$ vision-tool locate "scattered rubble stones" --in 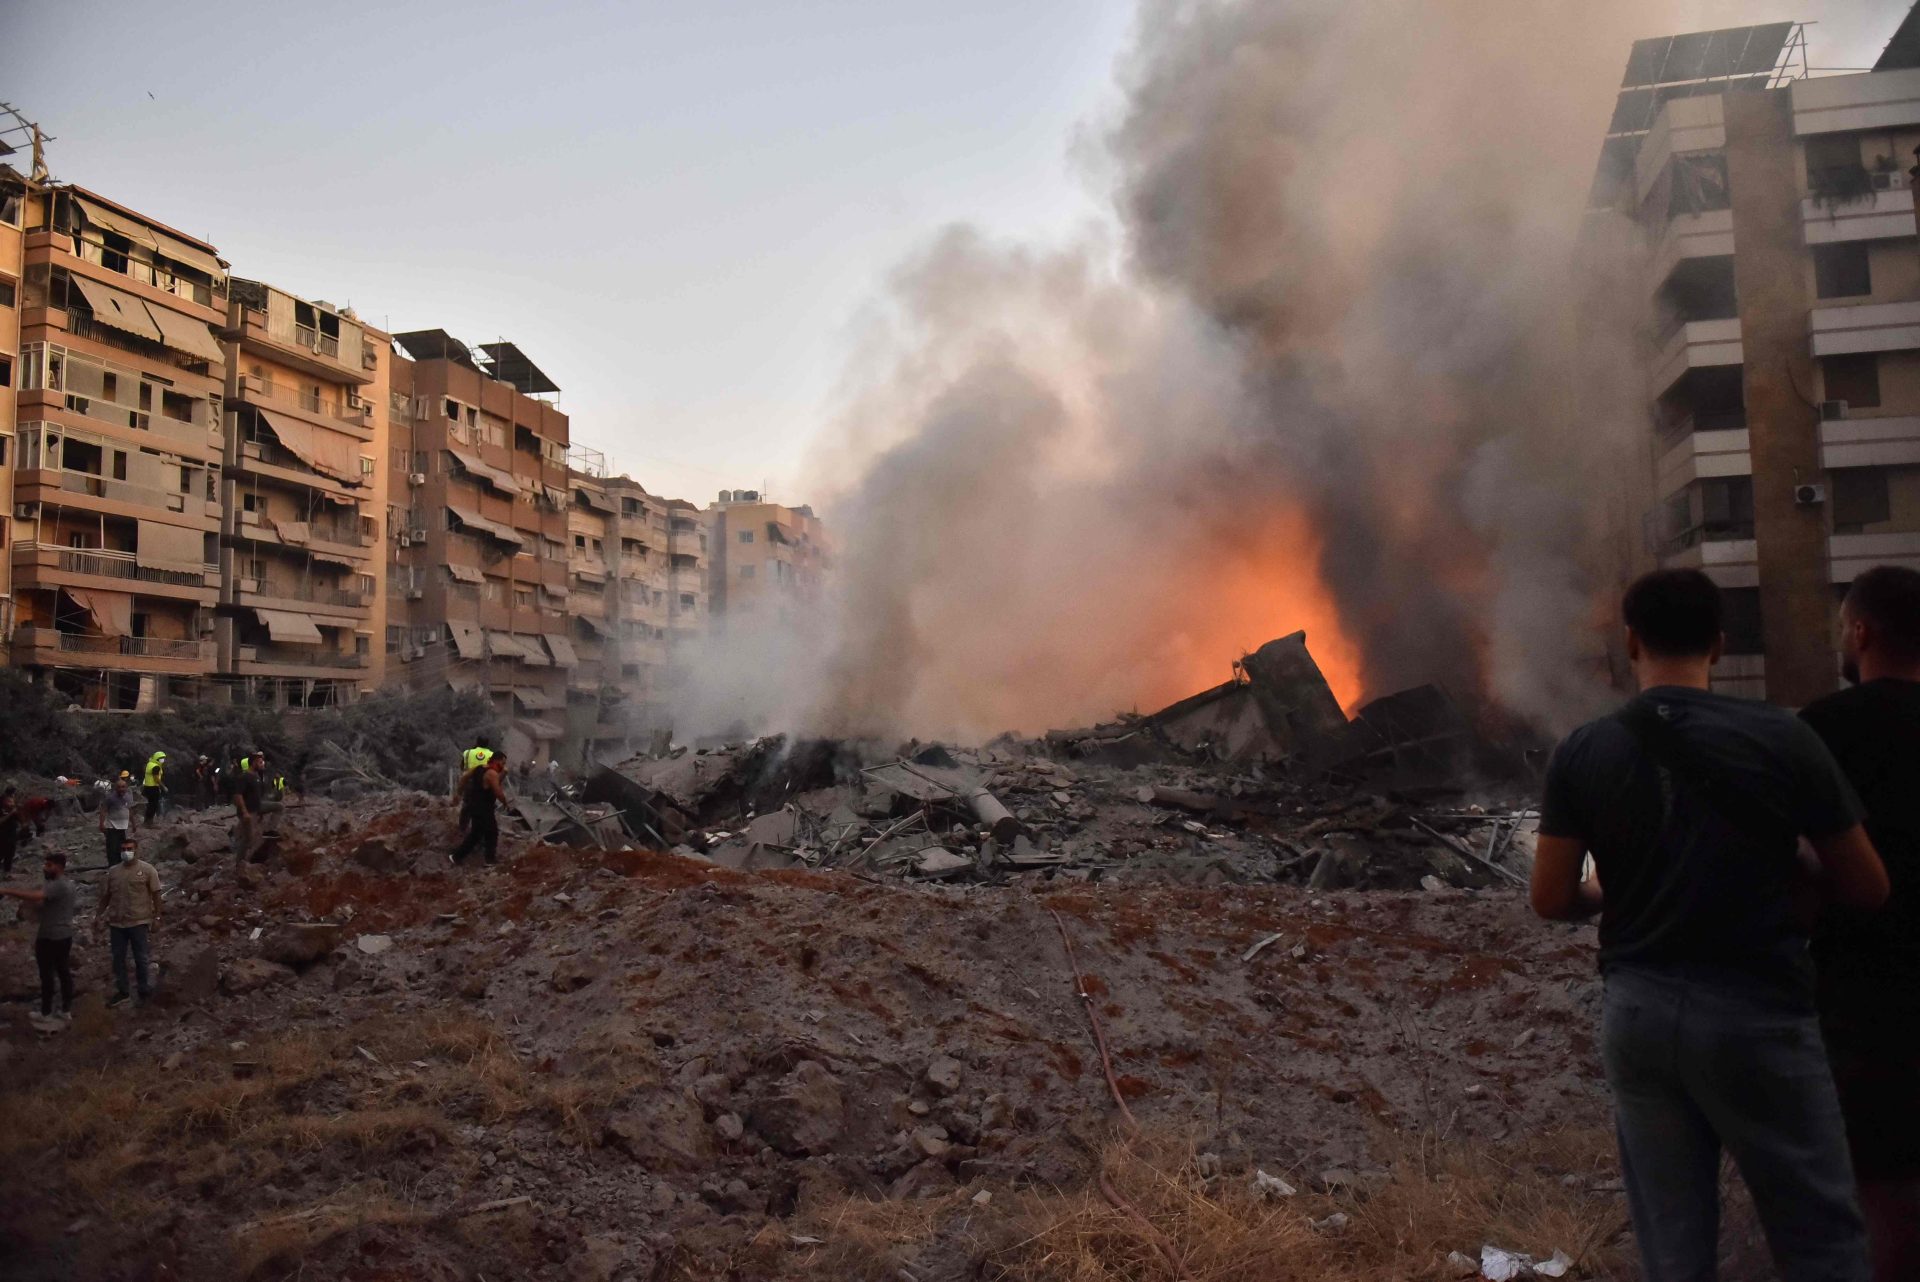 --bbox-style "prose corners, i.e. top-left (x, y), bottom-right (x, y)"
top-left (221, 957), bottom-right (295, 996)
